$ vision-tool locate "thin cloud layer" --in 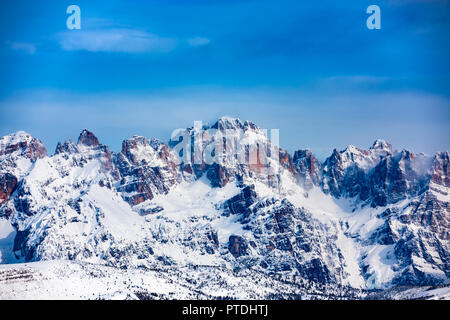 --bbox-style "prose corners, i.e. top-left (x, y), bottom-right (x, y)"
top-left (187, 37), bottom-right (211, 47)
top-left (6, 41), bottom-right (36, 54)
top-left (1, 88), bottom-right (448, 159)
top-left (58, 29), bottom-right (178, 53)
